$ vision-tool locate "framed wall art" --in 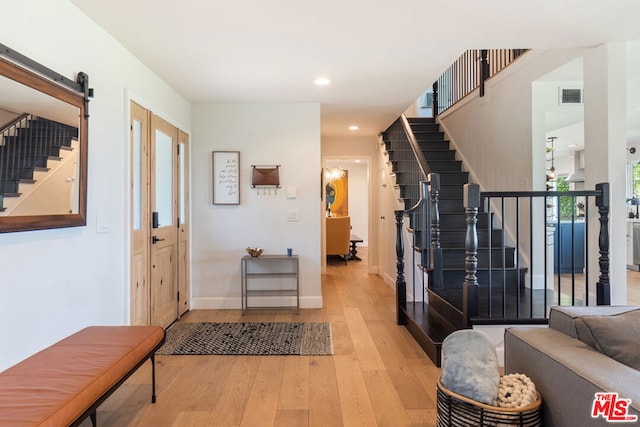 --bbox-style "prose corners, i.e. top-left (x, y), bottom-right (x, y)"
top-left (212, 151), bottom-right (240, 205)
